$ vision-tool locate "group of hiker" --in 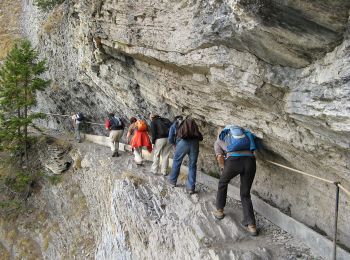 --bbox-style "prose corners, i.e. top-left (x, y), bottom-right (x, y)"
top-left (71, 112), bottom-right (259, 236)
